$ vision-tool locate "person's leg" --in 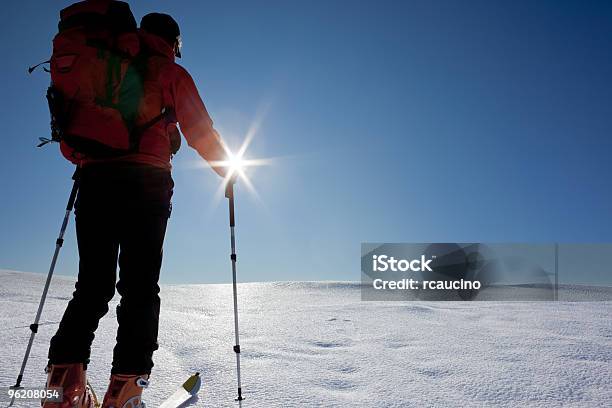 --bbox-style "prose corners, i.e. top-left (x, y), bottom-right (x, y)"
top-left (112, 167), bottom-right (173, 374)
top-left (48, 169), bottom-right (119, 367)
